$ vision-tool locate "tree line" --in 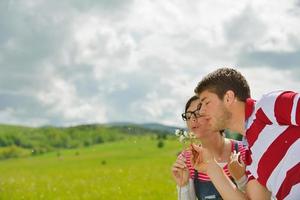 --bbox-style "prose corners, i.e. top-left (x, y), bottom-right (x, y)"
top-left (0, 124), bottom-right (169, 160)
